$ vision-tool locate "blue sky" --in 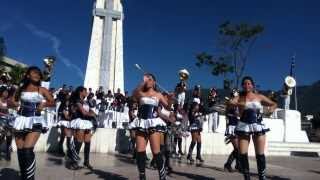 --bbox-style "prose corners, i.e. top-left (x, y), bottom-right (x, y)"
top-left (0, 0), bottom-right (319, 92)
